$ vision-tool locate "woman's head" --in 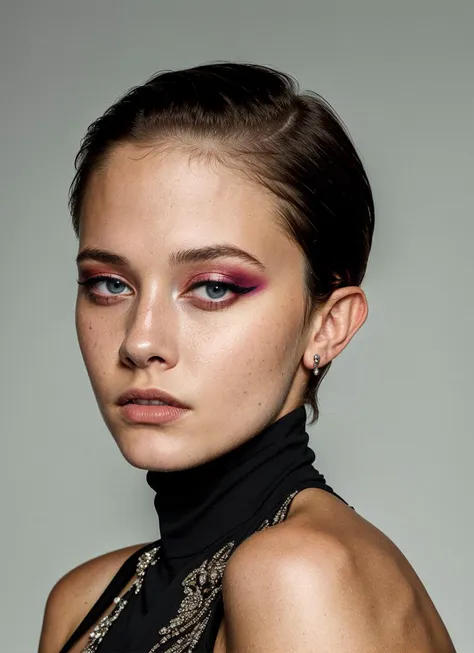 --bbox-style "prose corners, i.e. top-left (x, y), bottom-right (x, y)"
top-left (72, 62), bottom-right (373, 471)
